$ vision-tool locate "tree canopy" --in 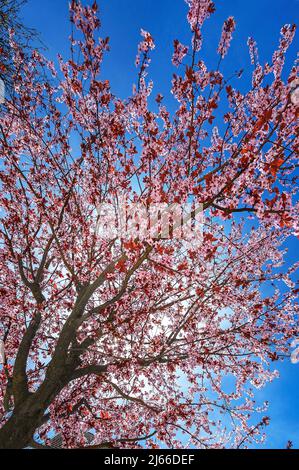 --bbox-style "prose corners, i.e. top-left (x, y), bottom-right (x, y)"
top-left (0, 0), bottom-right (298, 449)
